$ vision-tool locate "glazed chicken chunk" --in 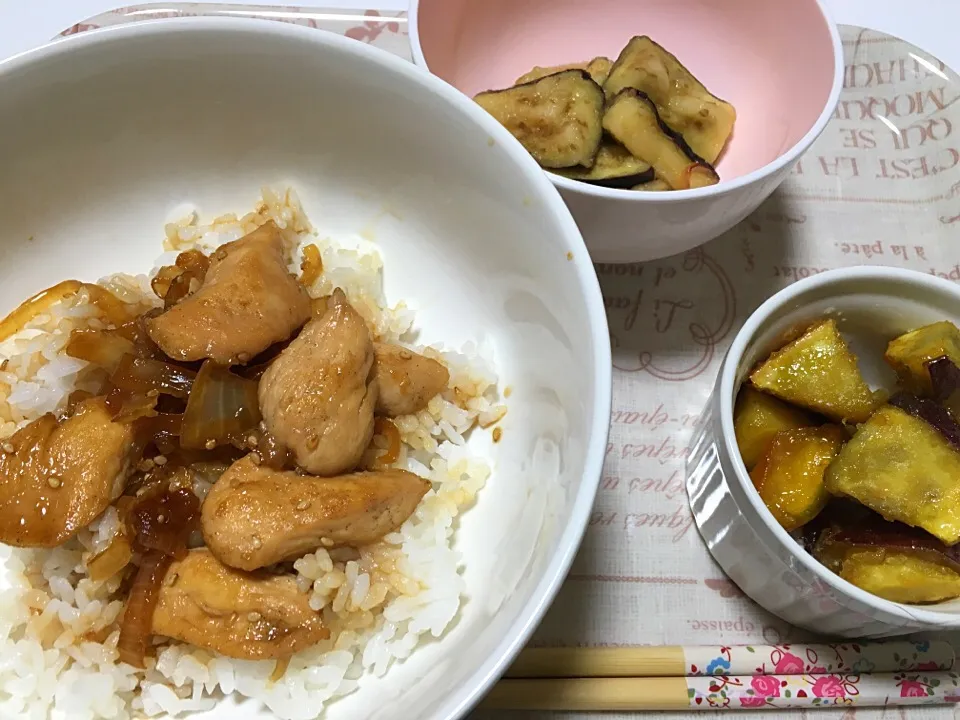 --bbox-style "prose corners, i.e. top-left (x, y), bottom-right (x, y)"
top-left (146, 222), bottom-right (311, 364)
top-left (202, 455), bottom-right (431, 571)
top-left (373, 342), bottom-right (449, 417)
top-left (258, 289), bottom-right (377, 476)
top-left (0, 398), bottom-right (136, 548)
top-left (152, 548), bottom-right (328, 660)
